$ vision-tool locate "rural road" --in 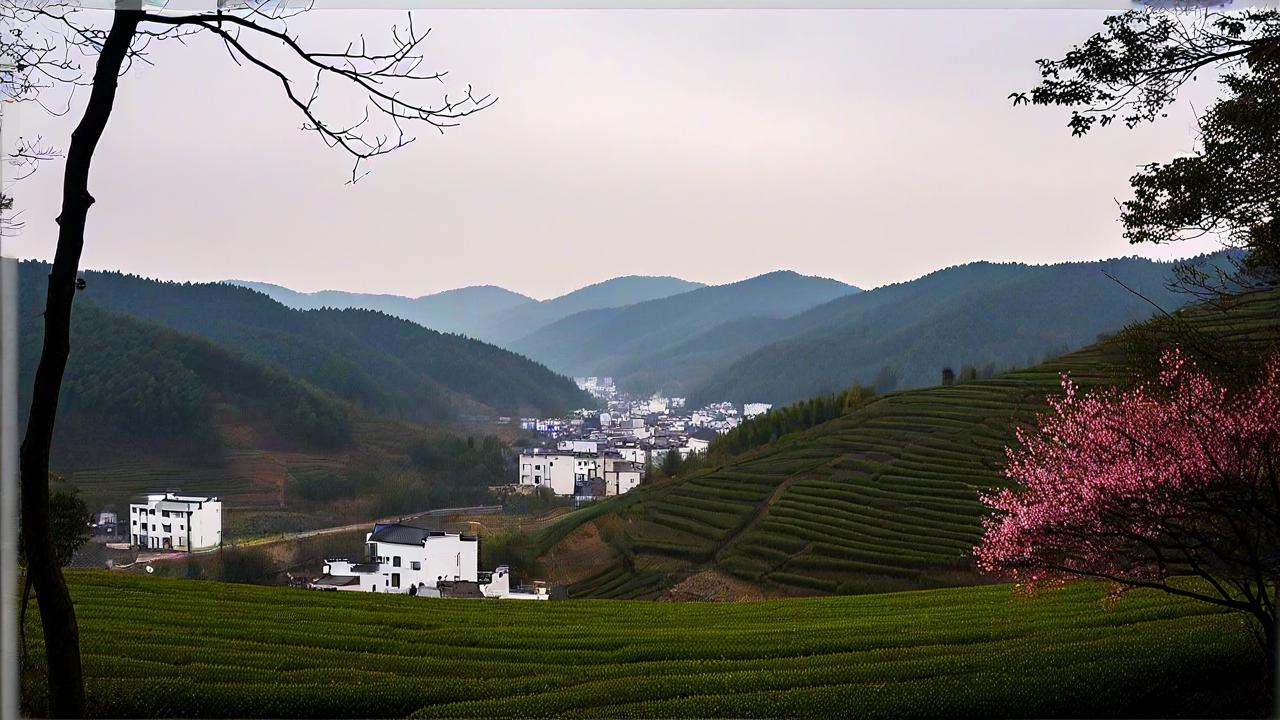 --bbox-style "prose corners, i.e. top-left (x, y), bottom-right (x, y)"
top-left (138, 505), bottom-right (504, 563)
